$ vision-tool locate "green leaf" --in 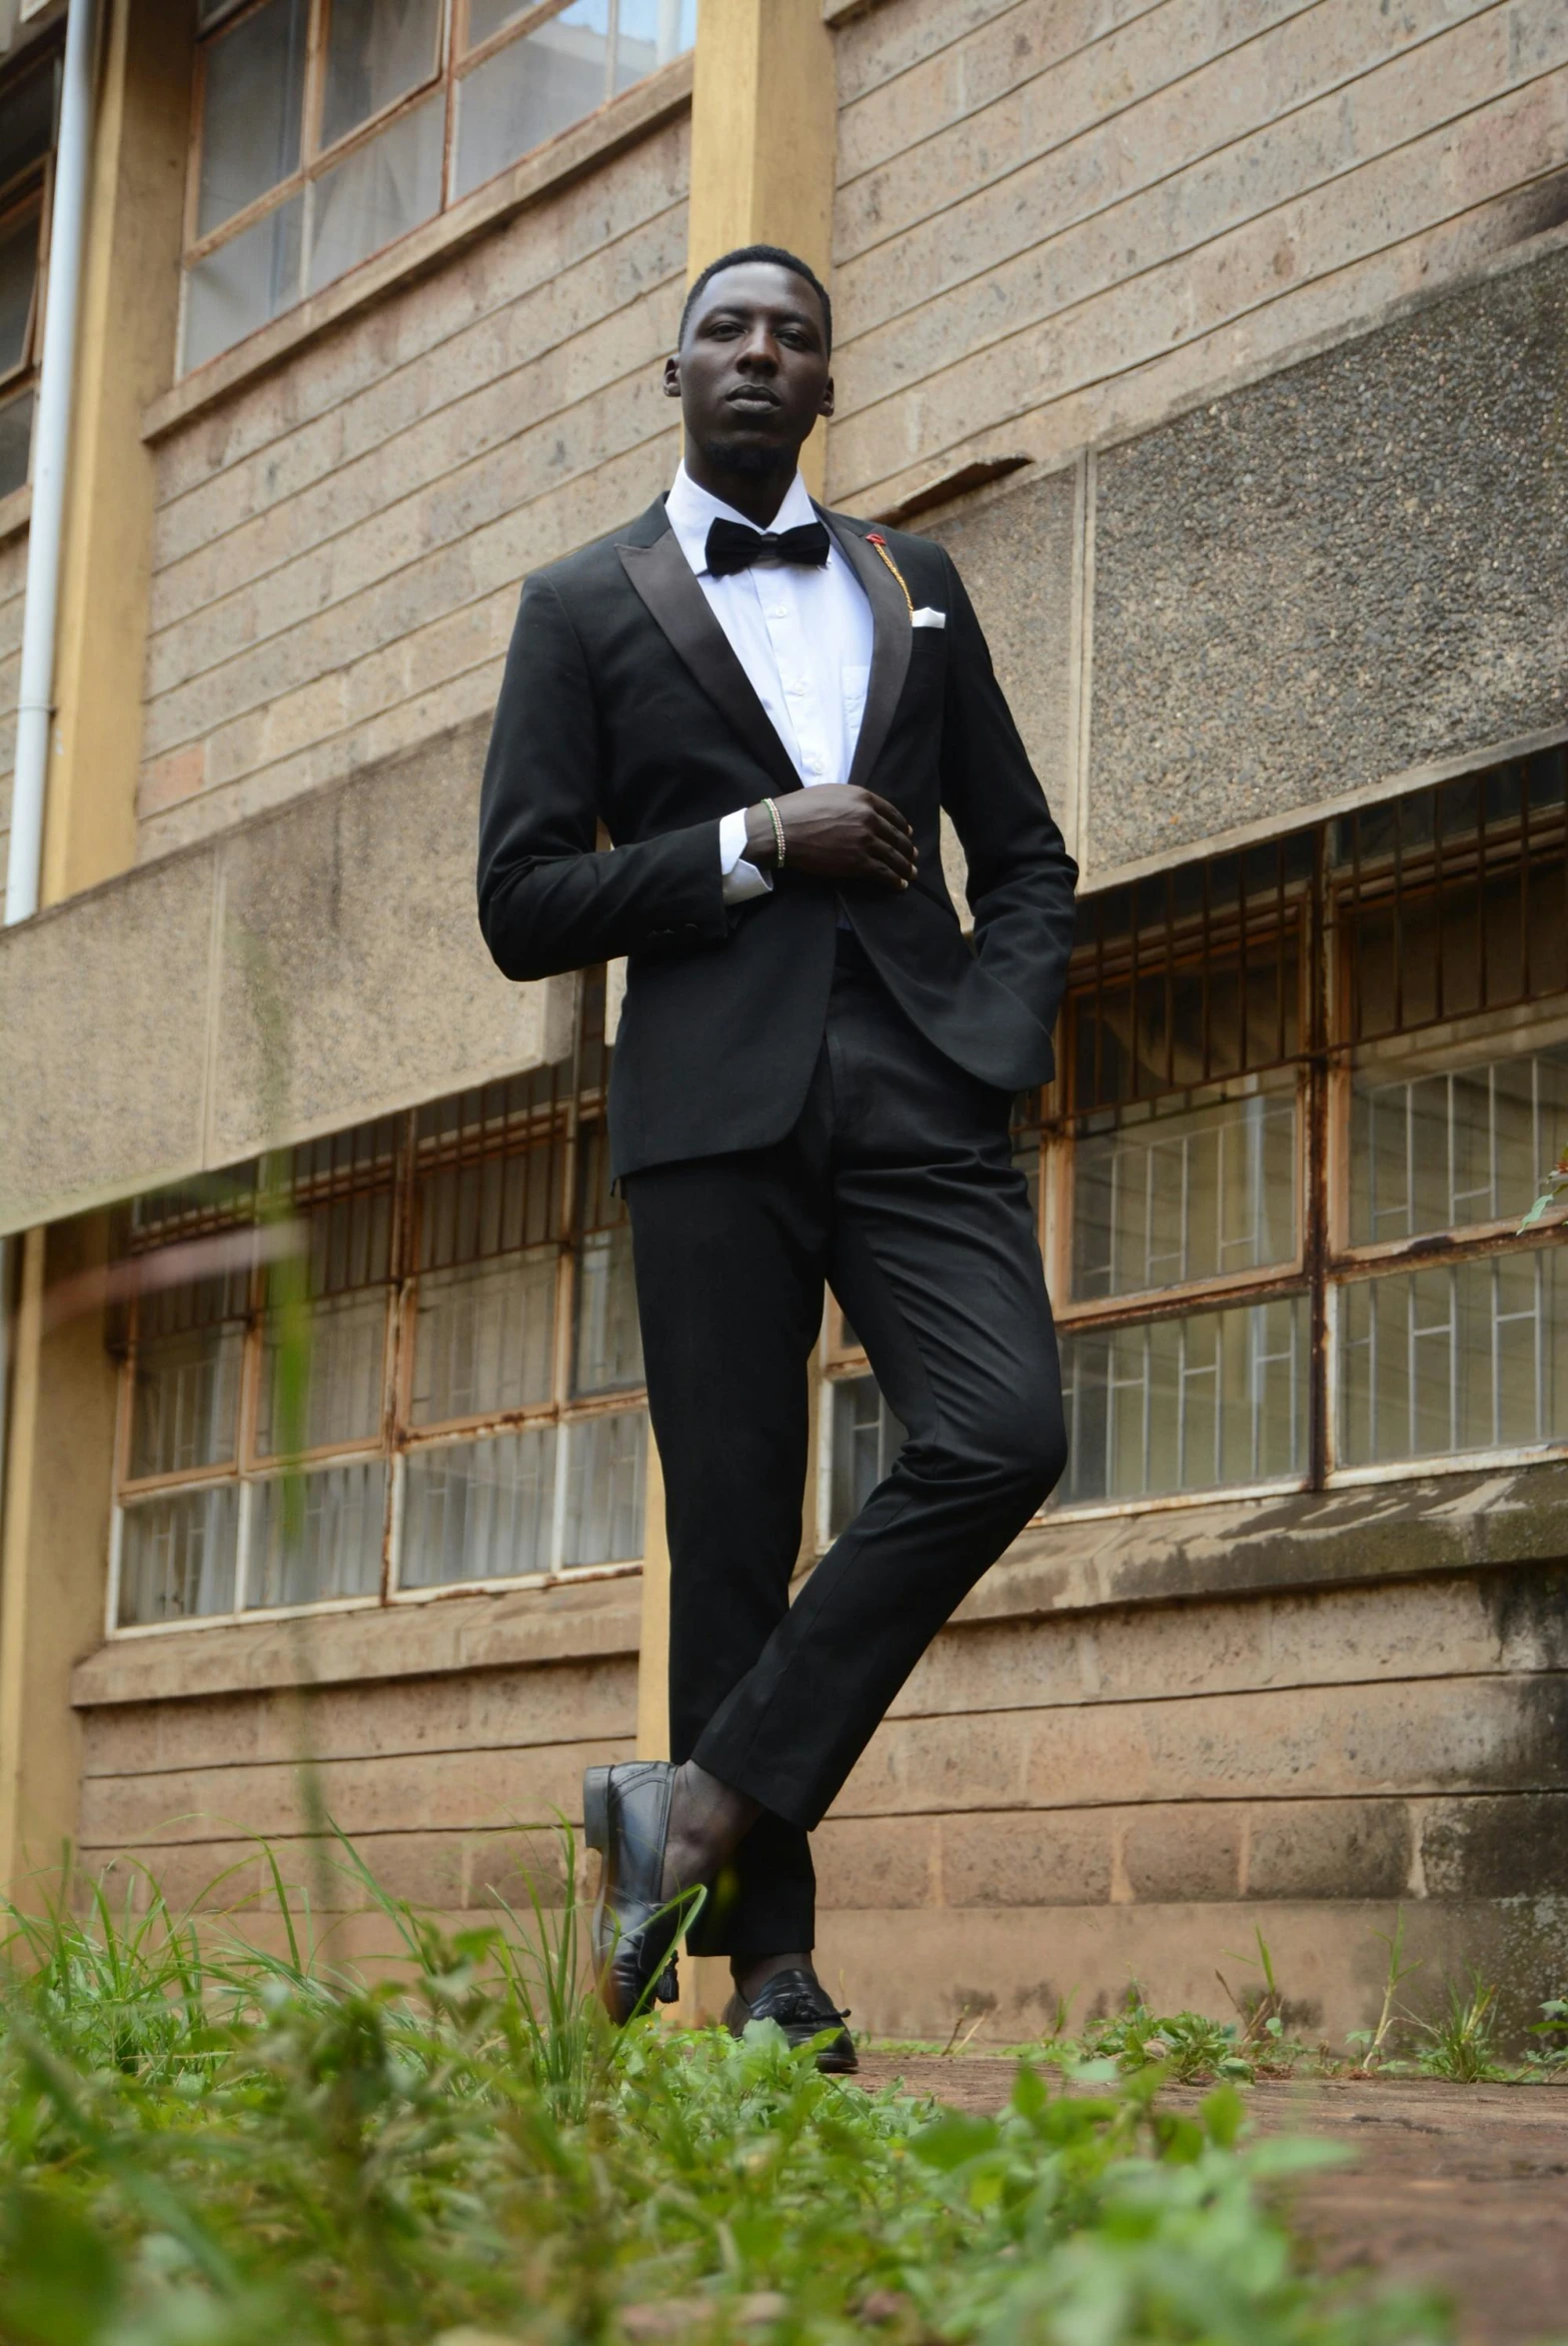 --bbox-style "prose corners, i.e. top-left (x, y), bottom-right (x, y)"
top-left (908, 2111), bottom-right (999, 2170)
